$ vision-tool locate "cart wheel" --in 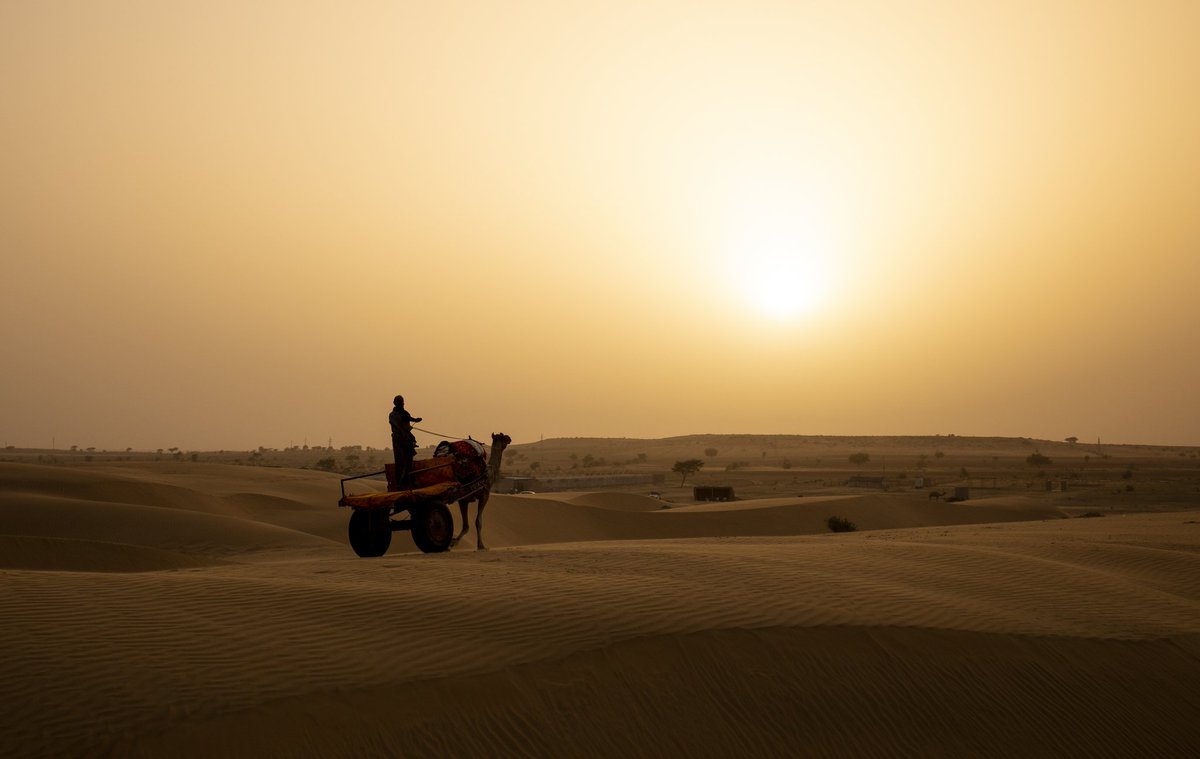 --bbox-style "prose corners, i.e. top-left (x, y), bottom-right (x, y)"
top-left (411, 503), bottom-right (454, 553)
top-left (348, 508), bottom-right (392, 557)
